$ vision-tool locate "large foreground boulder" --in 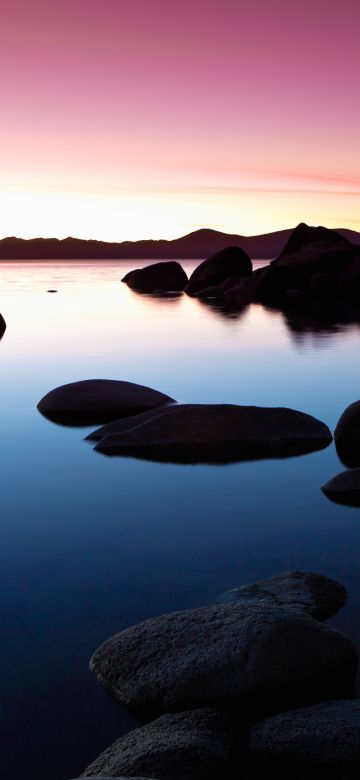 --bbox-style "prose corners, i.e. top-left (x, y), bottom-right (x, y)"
top-left (37, 379), bottom-right (175, 425)
top-left (90, 601), bottom-right (357, 719)
top-left (122, 262), bottom-right (188, 292)
top-left (80, 709), bottom-right (235, 779)
top-left (321, 468), bottom-right (360, 506)
top-left (217, 571), bottom-right (347, 620)
top-left (248, 699), bottom-right (360, 774)
top-left (94, 404), bottom-right (332, 463)
top-left (86, 404), bottom-right (180, 441)
top-left (185, 247), bottom-right (252, 295)
top-left (334, 400), bottom-right (360, 466)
